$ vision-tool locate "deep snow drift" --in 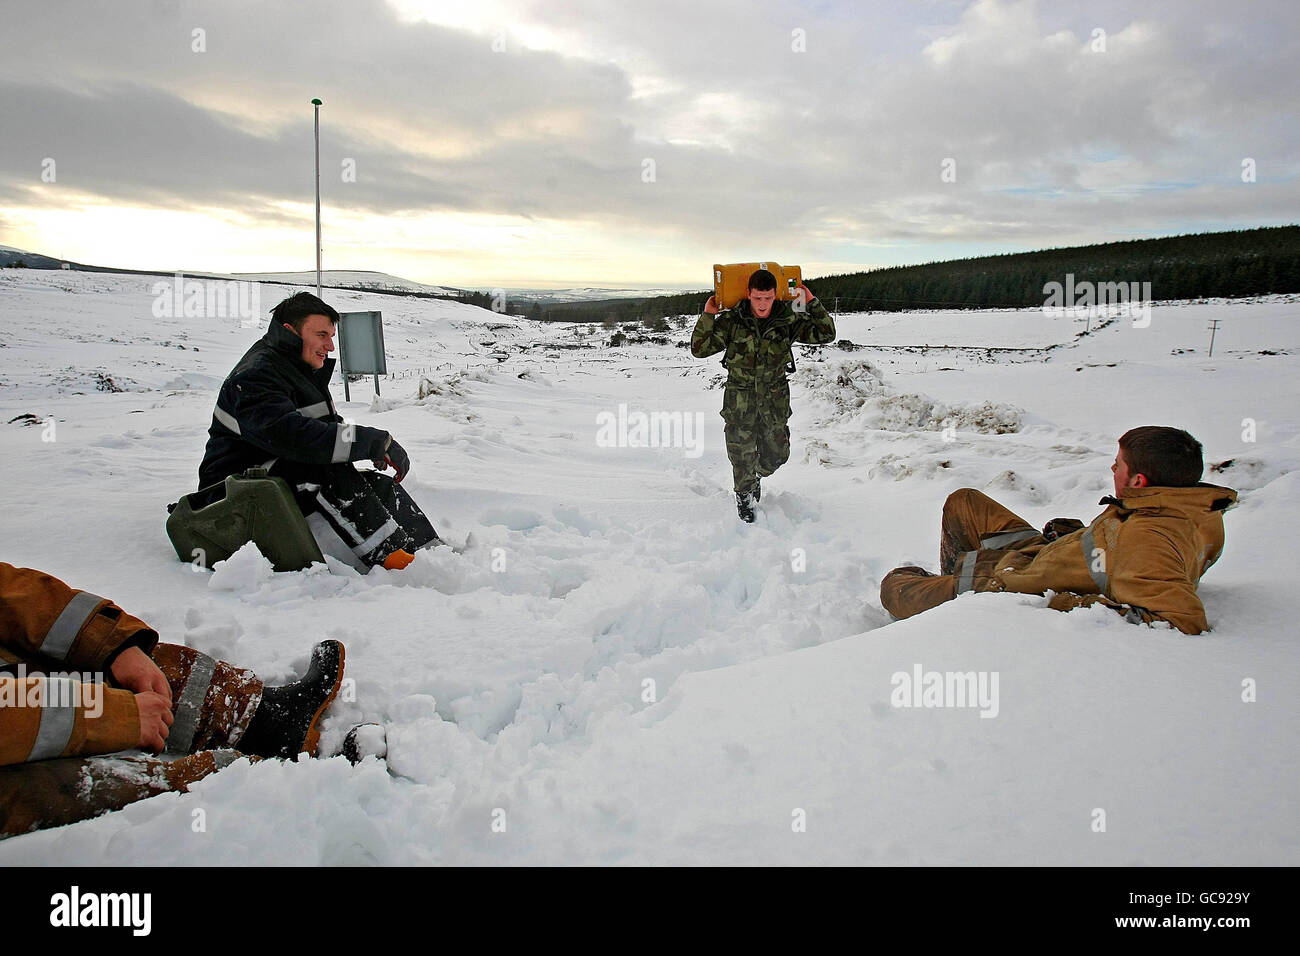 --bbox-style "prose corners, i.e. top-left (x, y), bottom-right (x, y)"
top-left (0, 269), bottom-right (1296, 864)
